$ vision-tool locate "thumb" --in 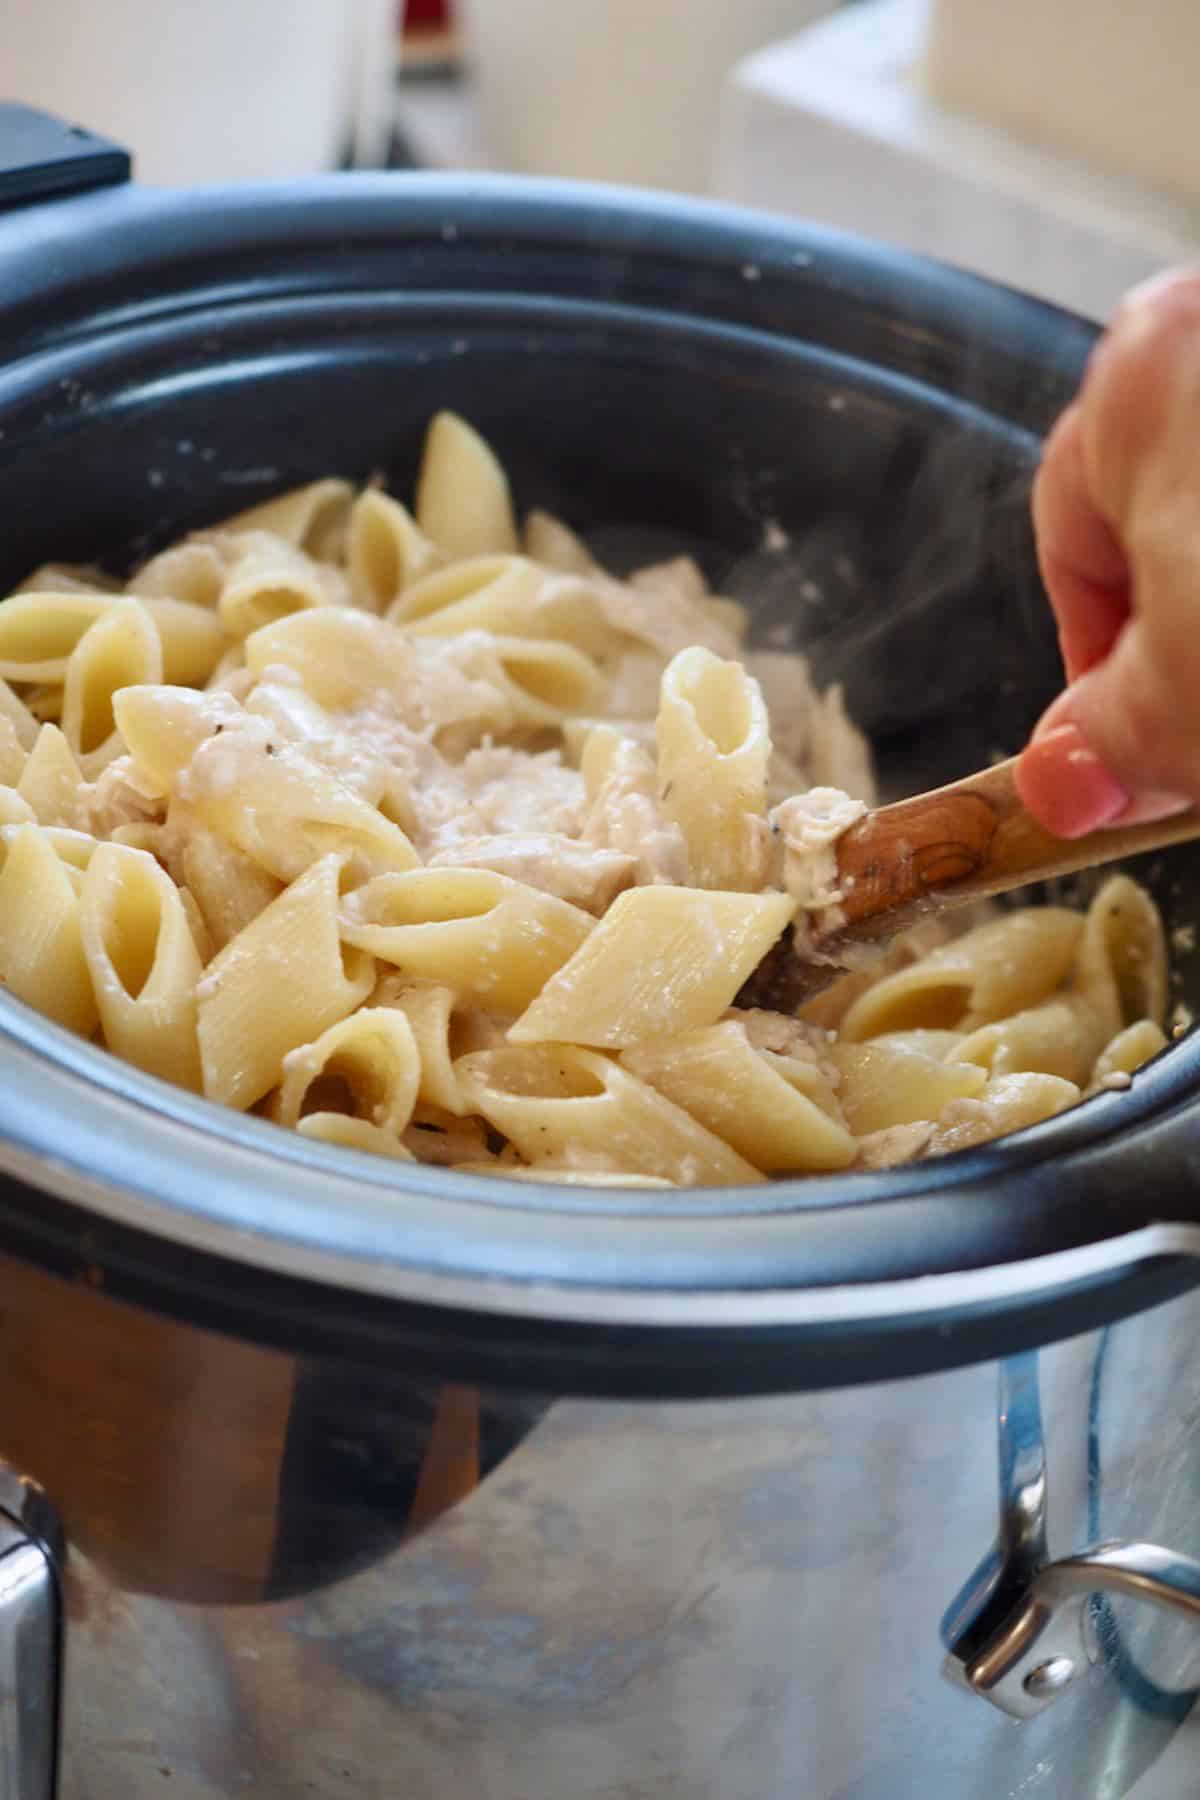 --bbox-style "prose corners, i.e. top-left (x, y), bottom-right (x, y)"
top-left (1016, 621), bottom-right (1195, 838)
